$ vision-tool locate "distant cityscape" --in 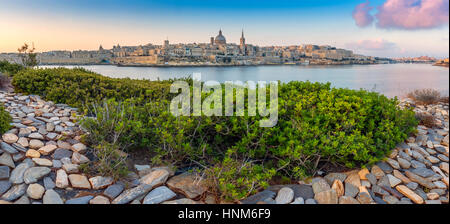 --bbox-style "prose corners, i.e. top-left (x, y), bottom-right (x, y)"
top-left (0, 29), bottom-right (445, 67)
